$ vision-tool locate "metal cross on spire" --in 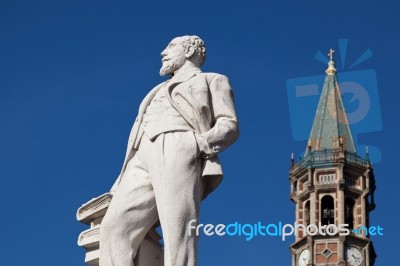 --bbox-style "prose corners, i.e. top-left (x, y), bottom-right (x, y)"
top-left (328, 48), bottom-right (335, 60)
